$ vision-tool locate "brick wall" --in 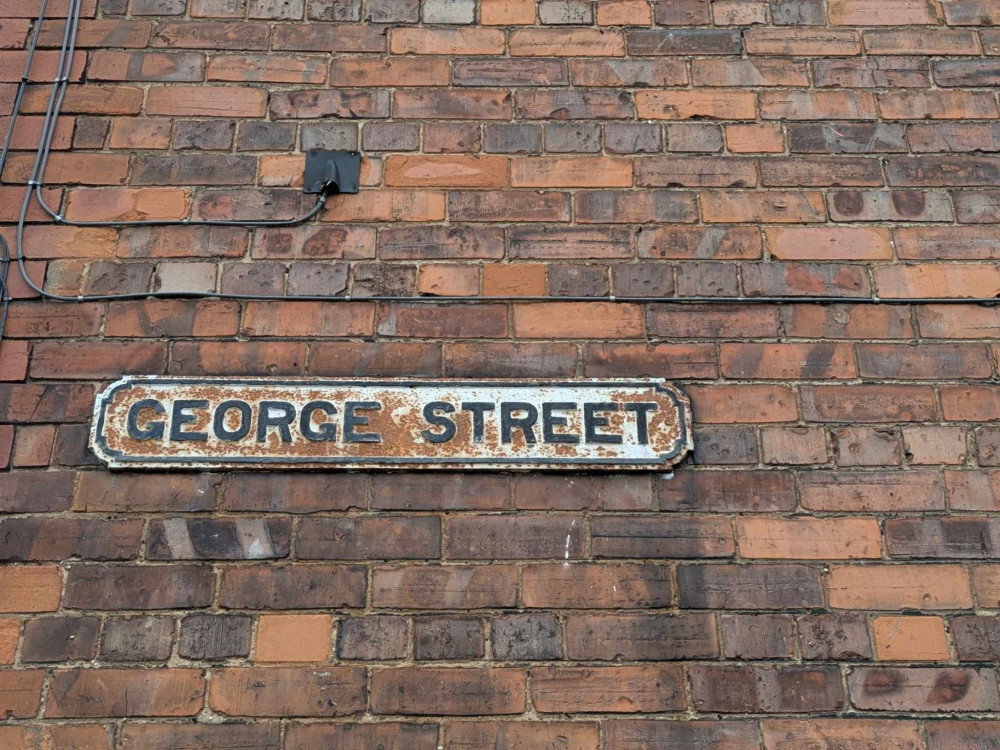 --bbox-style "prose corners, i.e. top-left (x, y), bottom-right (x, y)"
top-left (2, 0), bottom-right (1000, 747)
